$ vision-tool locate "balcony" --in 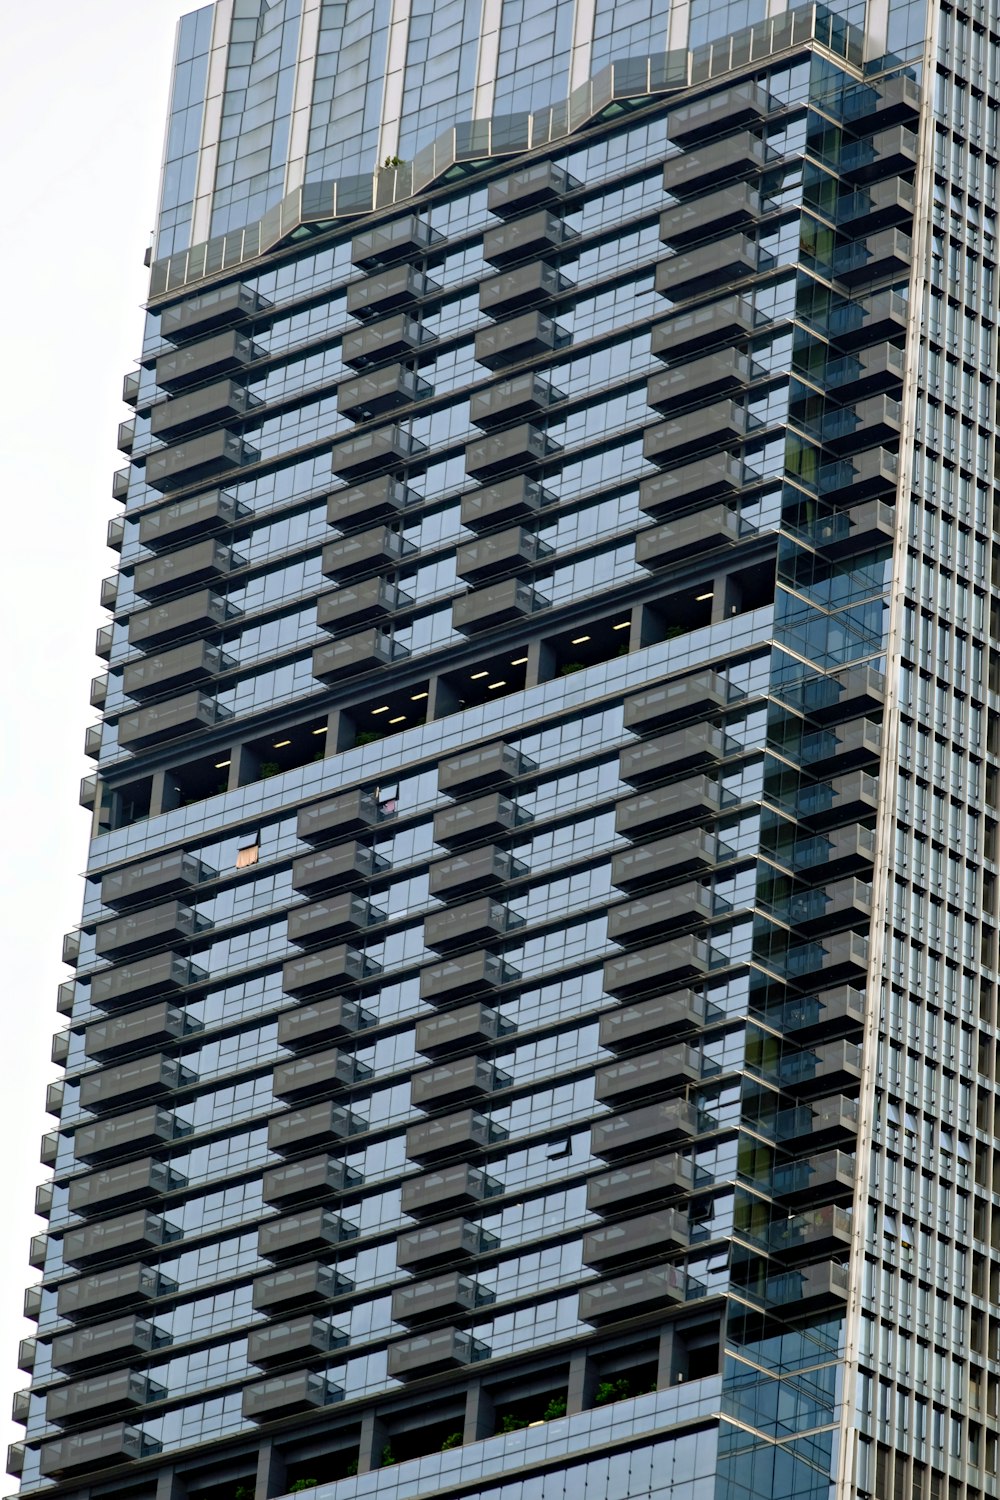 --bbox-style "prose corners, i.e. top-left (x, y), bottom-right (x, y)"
top-left (90, 952), bottom-right (204, 1010)
top-left (624, 670), bottom-right (740, 733)
top-left (784, 930), bottom-right (870, 988)
top-left (465, 423), bottom-right (559, 480)
top-left (297, 788), bottom-right (394, 845)
top-left (433, 791), bottom-right (532, 850)
top-left (397, 1217), bottom-right (498, 1270)
top-left (483, 208), bottom-right (577, 266)
top-left (805, 499), bottom-right (894, 558)
top-left (764, 1261), bottom-right (850, 1319)
top-left (127, 588), bottom-right (235, 650)
top-left (583, 1207), bottom-right (689, 1268)
top-left (772, 1149), bottom-right (857, 1208)
top-left (586, 1154), bottom-right (695, 1216)
top-left (424, 896), bottom-right (523, 953)
top-left (598, 990), bottom-right (706, 1051)
top-left (618, 724), bottom-right (731, 791)
top-left (257, 1207), bottom-right (358, 1262)
top-left (836, 176), bottom-right (914, 232)
top-left (272, 1046), bottom-right (372, 1104)
top-left (392, 1271), bottom-right (494, 1327)
top-left (439, 739), bottom-right (534, 795)
top-left (479, 261), bottom-right (569, 317)
top-left (388, 1327), bottom-right (491, 1381)
top-left (470, 373), bottom-right (563, 430)
top-left (337, 366), bottom-right (432, 421)
top-left (331, 424), bottom-right (427, 479)
top-left (312, 628), bottom-right (410, 681)
top-left (405, 1107), bottom-right (507, 1164)
top-left (429, 845), bottom-right (527, 901)
top-left (842, 126), bottom-right (918, 184)
top-left (667, 82), bottom-right (770, 145)
top-left (138, 488), bottom-right (247, 551)
top-left (317, 577), bottom-right (413, 631)
top-left (824, 342), bottom-right (905, 399)
top-left (411, 1055), bottom-right (511, 1112)
top-left (150, 377), bottom-right (261, 439)
top-left (780, 984), bottom-right (866, 1042)
top-left (291, 841), bottom-right (390, 896)
top-left (801, 665), bottom-right (885, 725)
top-left (638, 454), bottom-right (749, 520)
top-left (821, 394), bottom-right (901, 455)
top-left (94, 900), bottom-right (209, 960)
top-left (262, 1153), bottom-right (361, 1207)
top-left (46, 1369), bottom-right (162, 1428)
top-left (287, 892), bottom-right (384, 949)
top-left (282, 943), bottom-right (380, 997)
top-left (51, 1315), bottom-right (164, 1375)
top-left (248, 1314), bottom-right (347, 1370)
top-left (655, 235), bottom-right (758, 301)
top-left (67, 1158), bottom-right (179, 1217)
top-left (267, 1100), bottom-right (368, 1156)
top-left (647, 349), bottom-right (755, 416)
top-left (817, 448), bottom-right (899, 508)
top-left (644, 400), bottom-right (749, 464)
top-left (461, 475), bottom-right (555, 531)
top-left (475, 310), bottom-right (571, 371)
top-left (777, 1094), bottom-right (858, 1150)
top-left (779, 1039), bottom-right (863, 1097)
top-left (40, 1423), bottom-right (159, 1479)
top-left (607, 883), bottom-right (718, 944)
top-left (844, 73), bottom-right (920, 130)
top-left (62, 1209), bottom-right (176, 1269)
top-left (659, 182), bottom-right (763, 248)
top-left (55, 1263), bottom-right (165, 1321)
top-left (342, 312), bottom-right (436, 371)
top-left (79, 1052), bottom-right (193, 1113)
top-left (401, 1162), bottom-right (500, 1219)
top-left (144, 429), bottom-right (259, 494)
top-left (419, 949), bottom-right (517, 1006)
top-left (782, 877), bottom-right (872, 937)
top-left (346, 265), bottom-right (440, 320)
top-left (595, 1045), bottom-right (701, 1105)
top-left (323, 525), bottom-right (415, 581)
top-left (798, 717), bottom-right (882, 775)
top-left (100, 850), bottom-right (208, 910)
top-left (652, 294), bottom-right (758, 361)
top-left (415, 1002), bottom-right (514, 1060)
top-left (769, 1204), bottom-right (853, 1262)
top-left (243, 1370), bottom-right (341, 1422)
top-left (327, 475), bottom-right (420, 527)
top-left (154, 329), bottom-right (257, 392)
top-left (351, 215), bottom-right (442, 269)
top-left (453, 578), bottom-right (549, 635)
top-left (829, 290), bottom-right (908, 350)
top-left (833, 227), bottom-right (912, 286)
top-left (615, 774), bottom-right (722, 838)
top-left (578, 1263), bottom-right (689, 1326)
top-left (84, 1001), bottom-right (196, 1061)
top-left (252, 1262), bottom-right (352, 1314)
top-left (637, 505), bottom-right (744, 569)
top-left (159, 281), bottom-right (267, 343)
top-left (590, 1098), bottom-right (700, 1160)
top-left (663, 131), bottom-right (768, 197)
top-left (487, 161), bottom-right (577, 217)
top-left (117, 690), bottom-right (227, 750)
top-left (603, 934), bottom-right (711, 996)
top-left (275, 996), bottom-right (370, 1056)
